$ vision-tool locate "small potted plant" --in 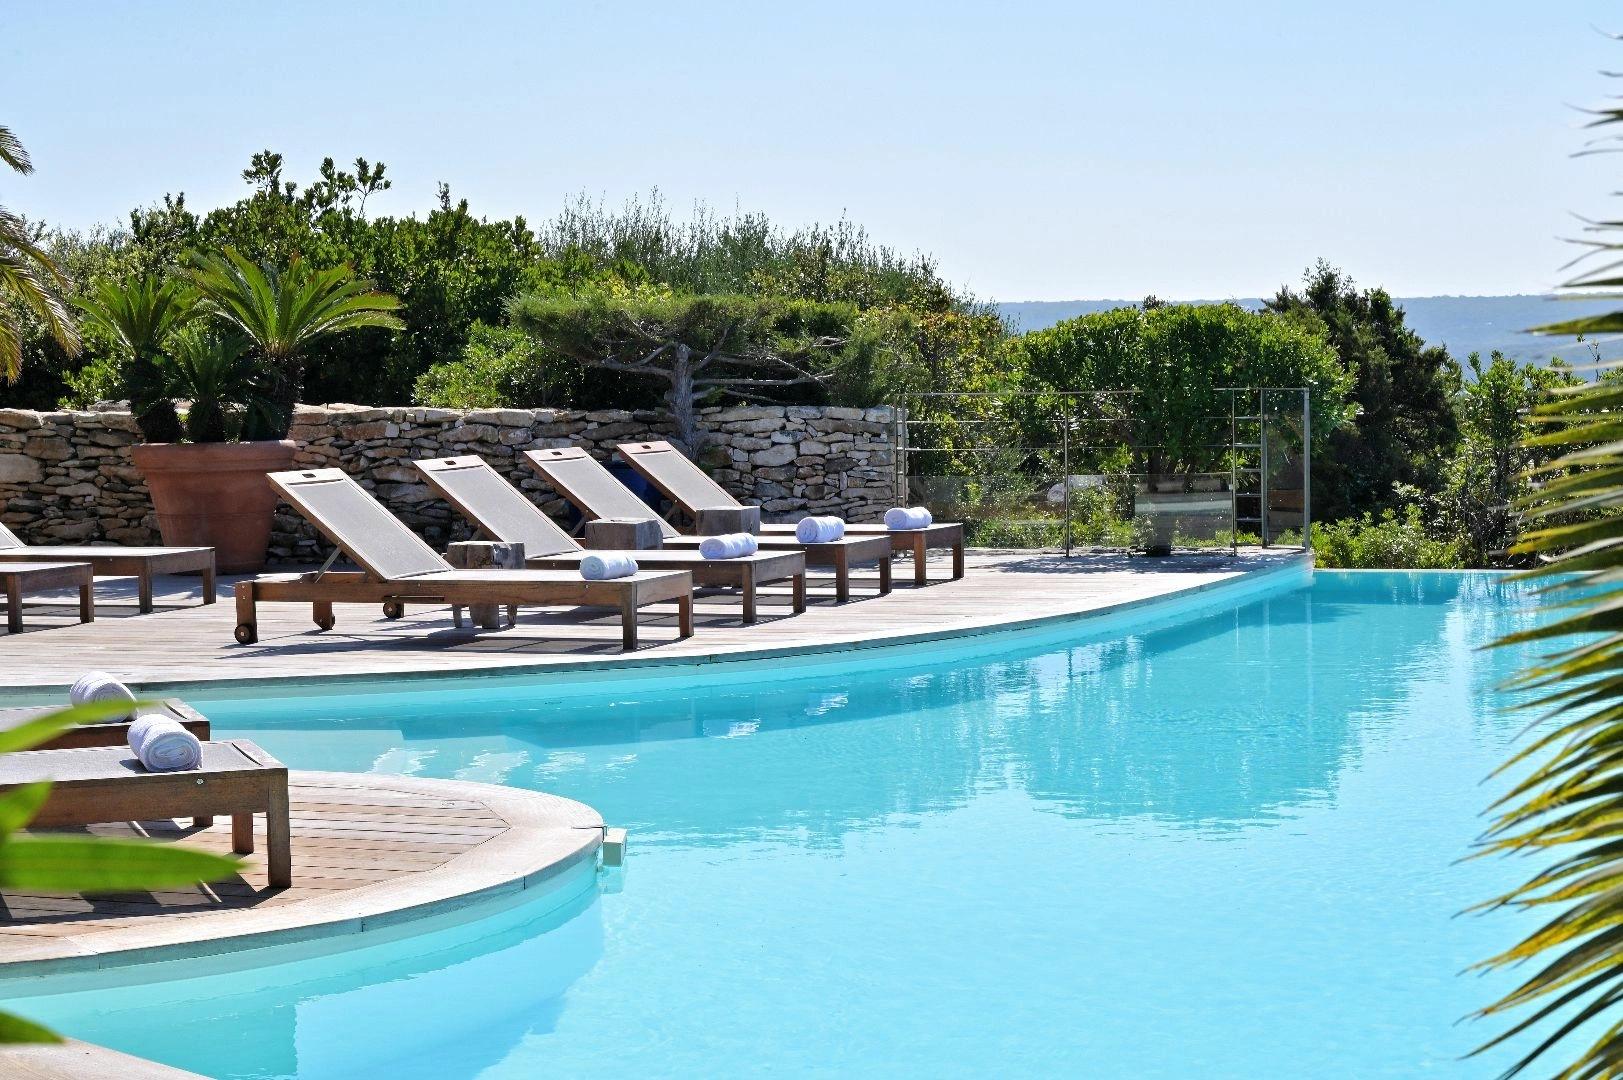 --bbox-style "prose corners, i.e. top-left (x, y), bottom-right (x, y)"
top-left (78, 252), bottom-right (402, 572)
